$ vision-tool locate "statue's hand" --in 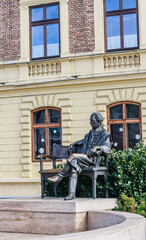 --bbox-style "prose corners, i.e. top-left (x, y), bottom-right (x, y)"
top-left (91, 146), bottom-right (101, 154)
top-left (69, 143), bottom-right (73, 149)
